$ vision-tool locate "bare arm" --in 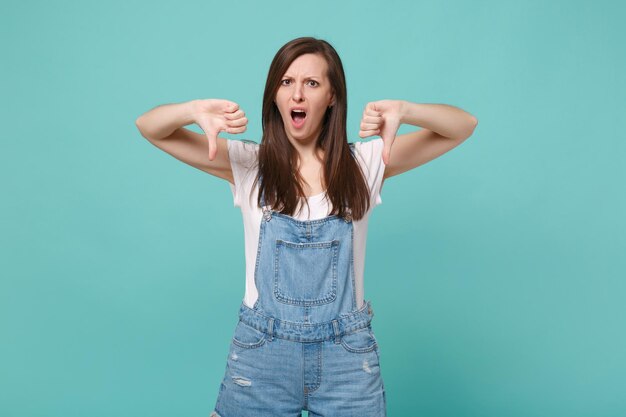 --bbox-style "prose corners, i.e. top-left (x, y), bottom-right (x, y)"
top-left (359, 100), bottom-right (477, 179)
top-left (135, 99), bottom-right (247, 183)
top-left (135, 100), bottom-right (198, 140)
top-left (384, 101), bottom-right (477, 179)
